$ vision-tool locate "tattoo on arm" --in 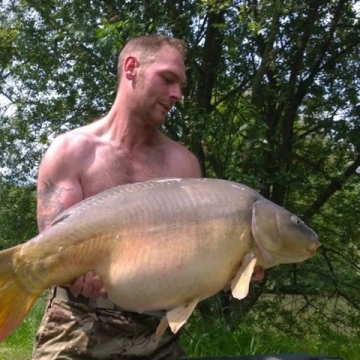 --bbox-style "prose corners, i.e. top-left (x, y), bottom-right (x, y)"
top-left (37, 180), bottom-right (74, 231)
